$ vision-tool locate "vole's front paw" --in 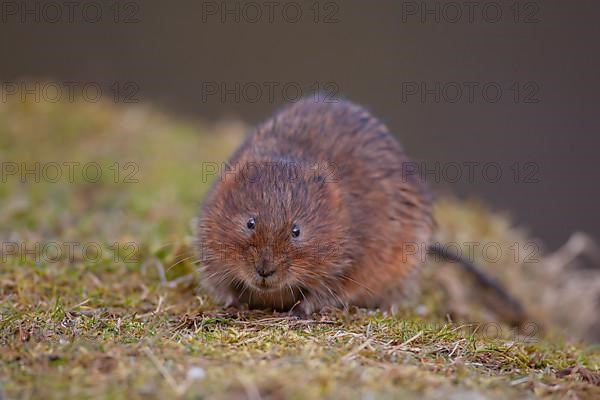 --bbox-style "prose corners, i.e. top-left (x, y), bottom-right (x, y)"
top-left (223, 295), bottom-right (242, 310)
top-left (288, 300), bottom-right (315, 319)
top-left (288, 308), bottom-right (308, 319)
